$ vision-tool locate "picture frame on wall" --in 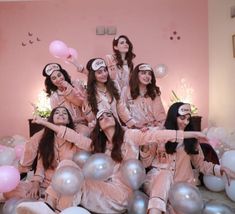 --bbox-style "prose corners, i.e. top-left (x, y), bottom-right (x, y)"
top-left (233, 34), bottom-right (235, 58)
